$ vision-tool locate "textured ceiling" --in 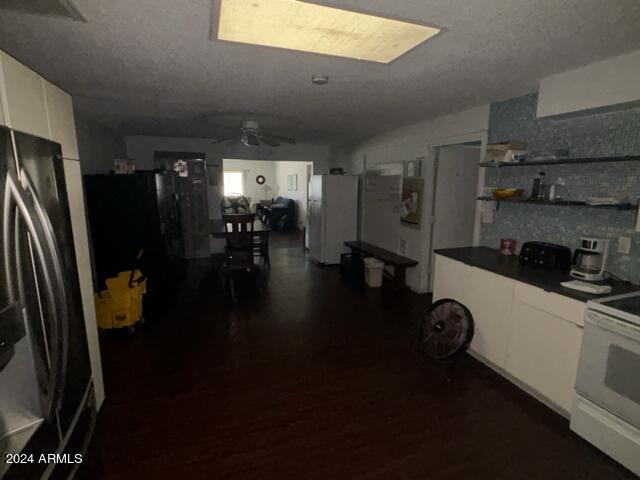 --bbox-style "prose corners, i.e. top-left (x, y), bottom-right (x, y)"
top-left (1, 0), bottom-right (640, 145)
